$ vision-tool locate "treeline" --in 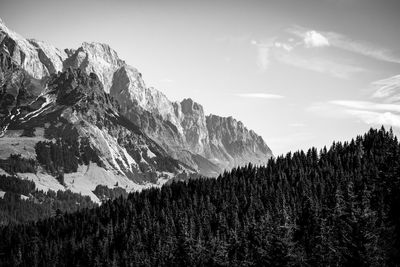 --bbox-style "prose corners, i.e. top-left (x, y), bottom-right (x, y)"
top-left (35, 132), bottom-right (103, 176)
top-left (35, 139), bottom-right (79, 174)
top-left (0, 128), bottom-right (400, 266)
top-left (0, 154), bottom-right (37, 174)
top-left (0, 175), bottom-right (97, 225)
